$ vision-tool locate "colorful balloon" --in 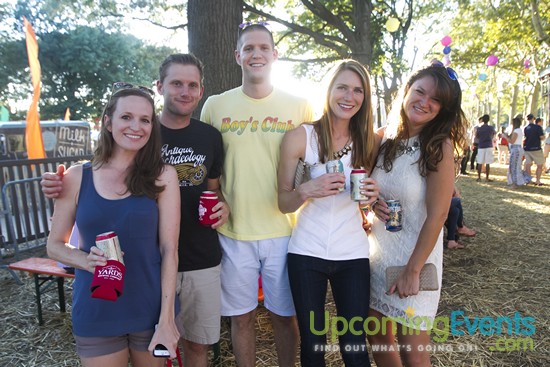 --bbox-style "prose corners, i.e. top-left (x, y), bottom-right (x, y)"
top-left (486, 55), bottom-right (499, 66)
top-left (478, 73), bottom-right (488, 81)
top-left (441, 35), bottom-right (452, 47)
top-left (385, 17), bottom-right (400, 32)
top-left (443, 46), bottom-right (451, 55)
top-left (443, 55), bottom-right (451, 66)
